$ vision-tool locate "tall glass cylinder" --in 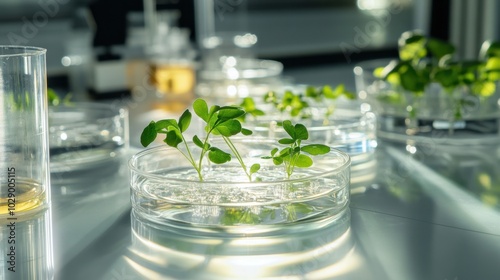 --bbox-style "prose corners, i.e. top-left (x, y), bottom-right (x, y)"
top-left (0, 46), bottom-right (50, 219)
top-left (1, 209), bottom-right (54, 279)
